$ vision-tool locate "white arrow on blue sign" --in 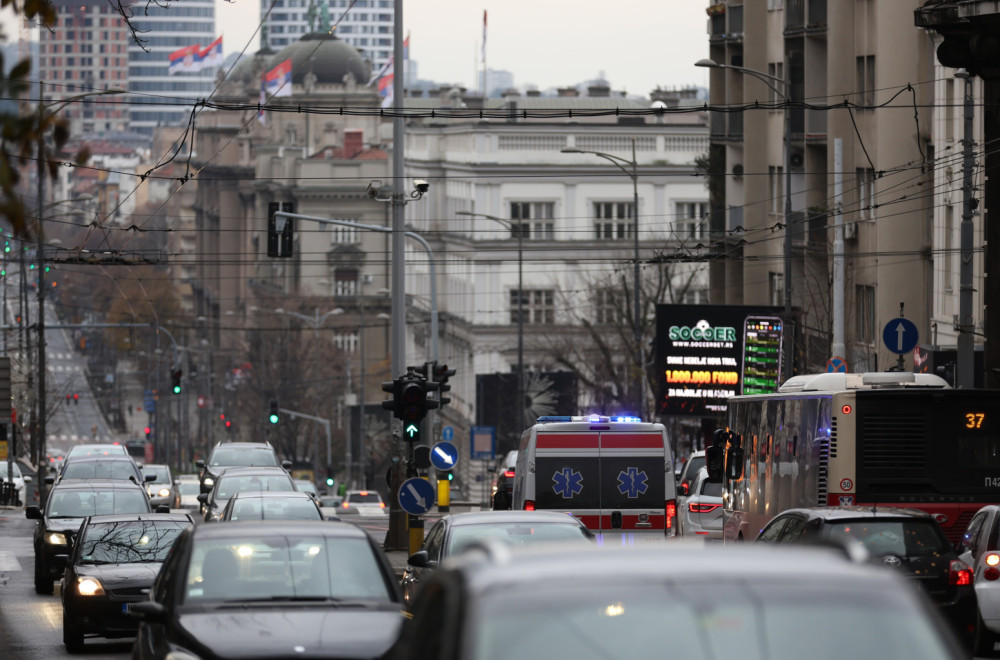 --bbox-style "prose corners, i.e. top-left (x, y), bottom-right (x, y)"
top-left (431, 441), bottom-right (459, 471)
top-left (882, 317), bottom-right (919, 355)
top-left (398, 477), bottom-right (436, 516)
